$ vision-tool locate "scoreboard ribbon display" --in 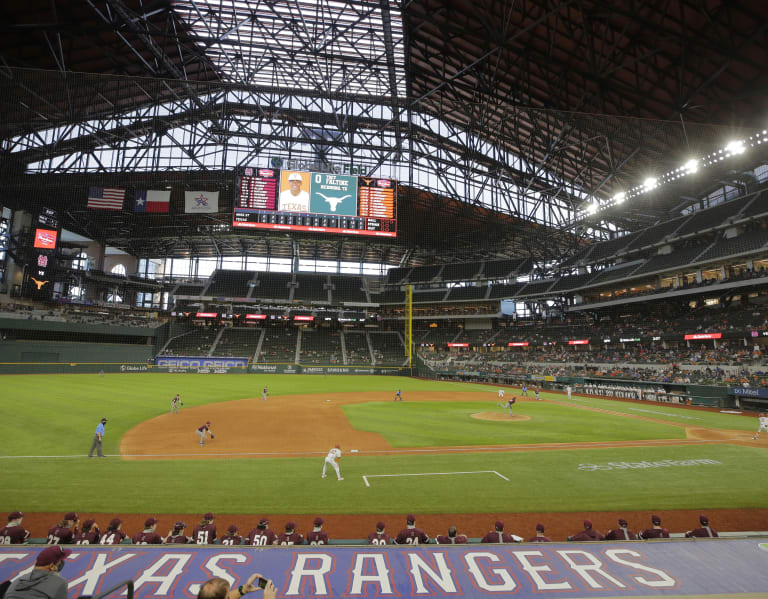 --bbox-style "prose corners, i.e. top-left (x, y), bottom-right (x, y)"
top-left (234, 167), bottom-right (397, 237)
